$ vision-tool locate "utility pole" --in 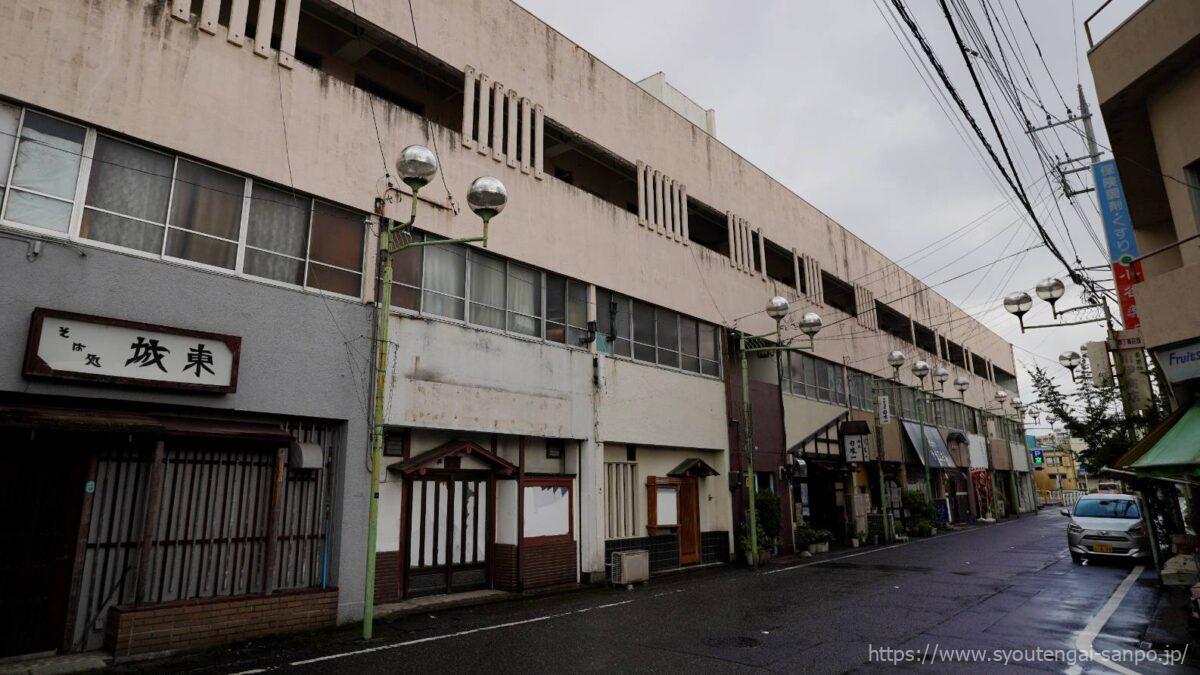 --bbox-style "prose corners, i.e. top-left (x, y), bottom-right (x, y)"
top-left (360, 146), bottom-right (505, 641)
